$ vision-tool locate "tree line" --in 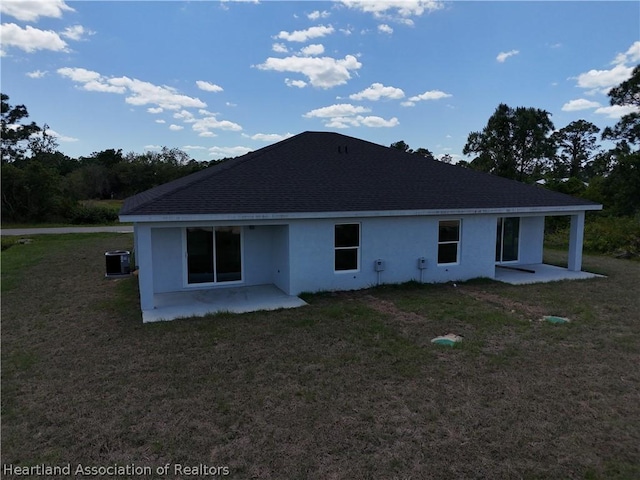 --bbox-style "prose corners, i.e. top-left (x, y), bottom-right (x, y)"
top-left (2, 66), bottom-right (638, 223)
top-left (1, 93), bottom-right (224, 222)
top-left (391, 65), bottom-right (639, 217)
